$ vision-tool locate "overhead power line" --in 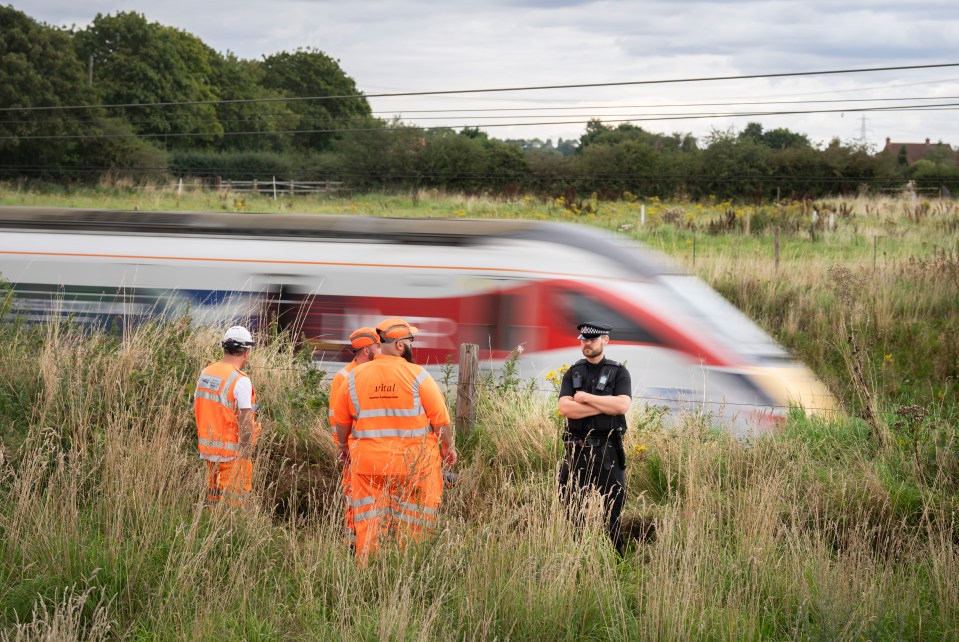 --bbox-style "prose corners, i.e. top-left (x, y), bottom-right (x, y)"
top-left (5, 100), bottom-right (958, 141)
top-left (2, 62), bottom-right (957, 113)
top-left (5, 94), bottom-right (959, 127)
top-left (380, 95), bottom-right (959, 114)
